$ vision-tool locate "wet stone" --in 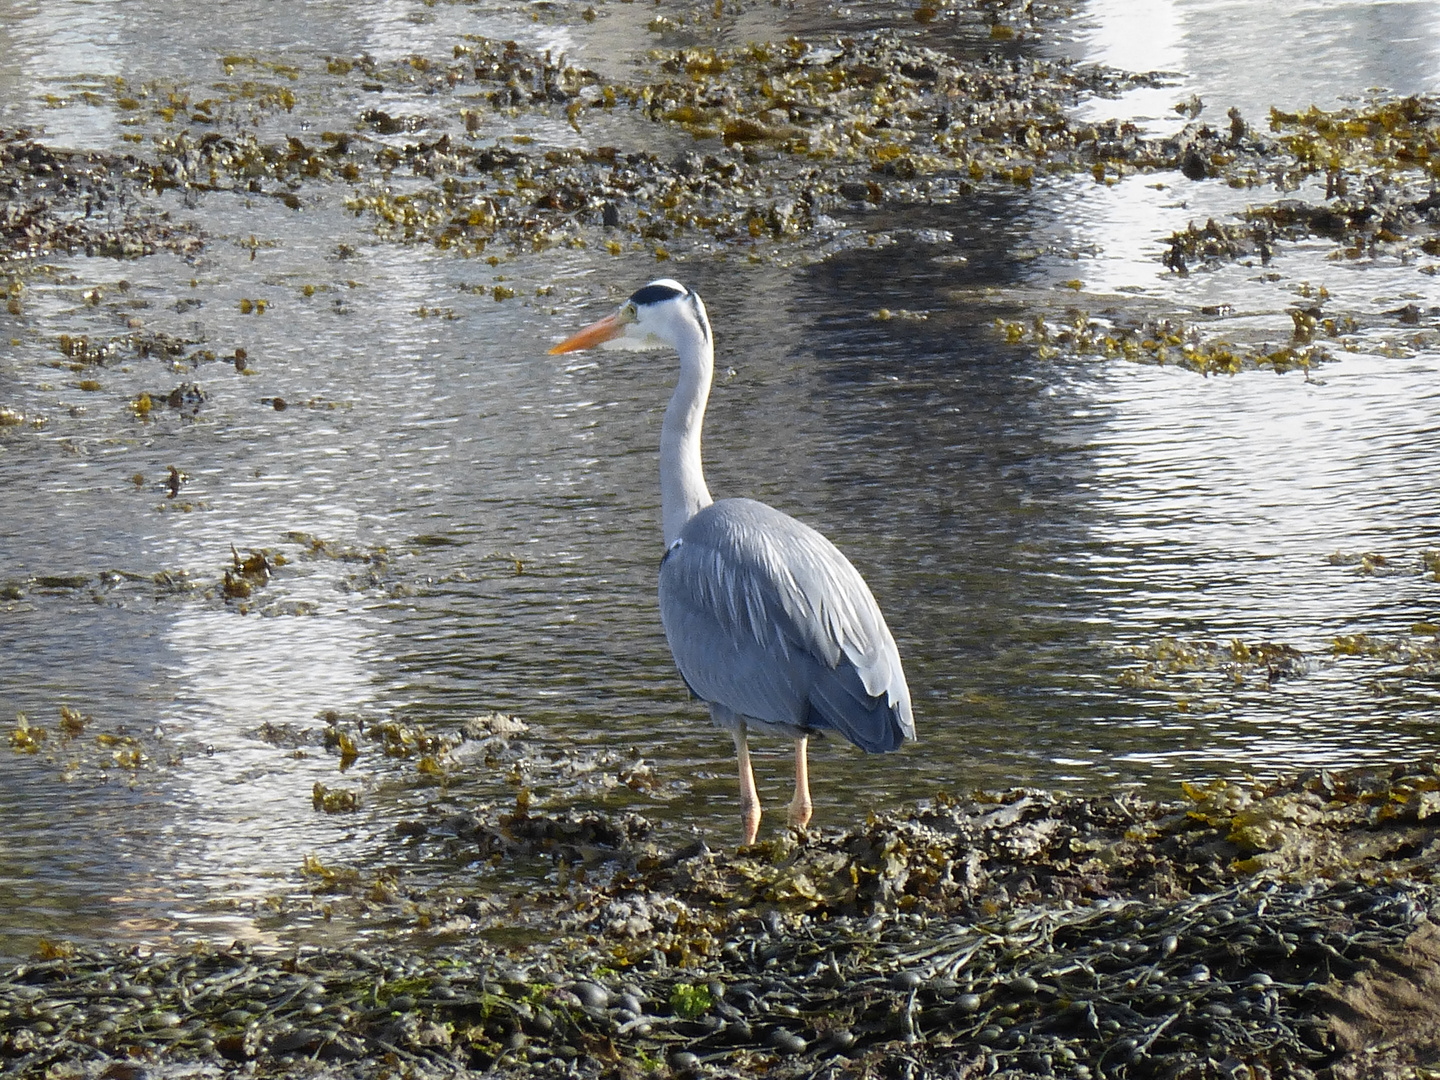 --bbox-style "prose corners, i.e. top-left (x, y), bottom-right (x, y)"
top-left (570, 981), bottom-right (611, 1009)
top-left (270, 1028), bottom-right (323, 1053)
top-left (768, 1028), bottom-right (807, 1054)
top-left (891, 969), bottom-right (923, 991)
top-left (725, 1019), bottom-right (753, 1042)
